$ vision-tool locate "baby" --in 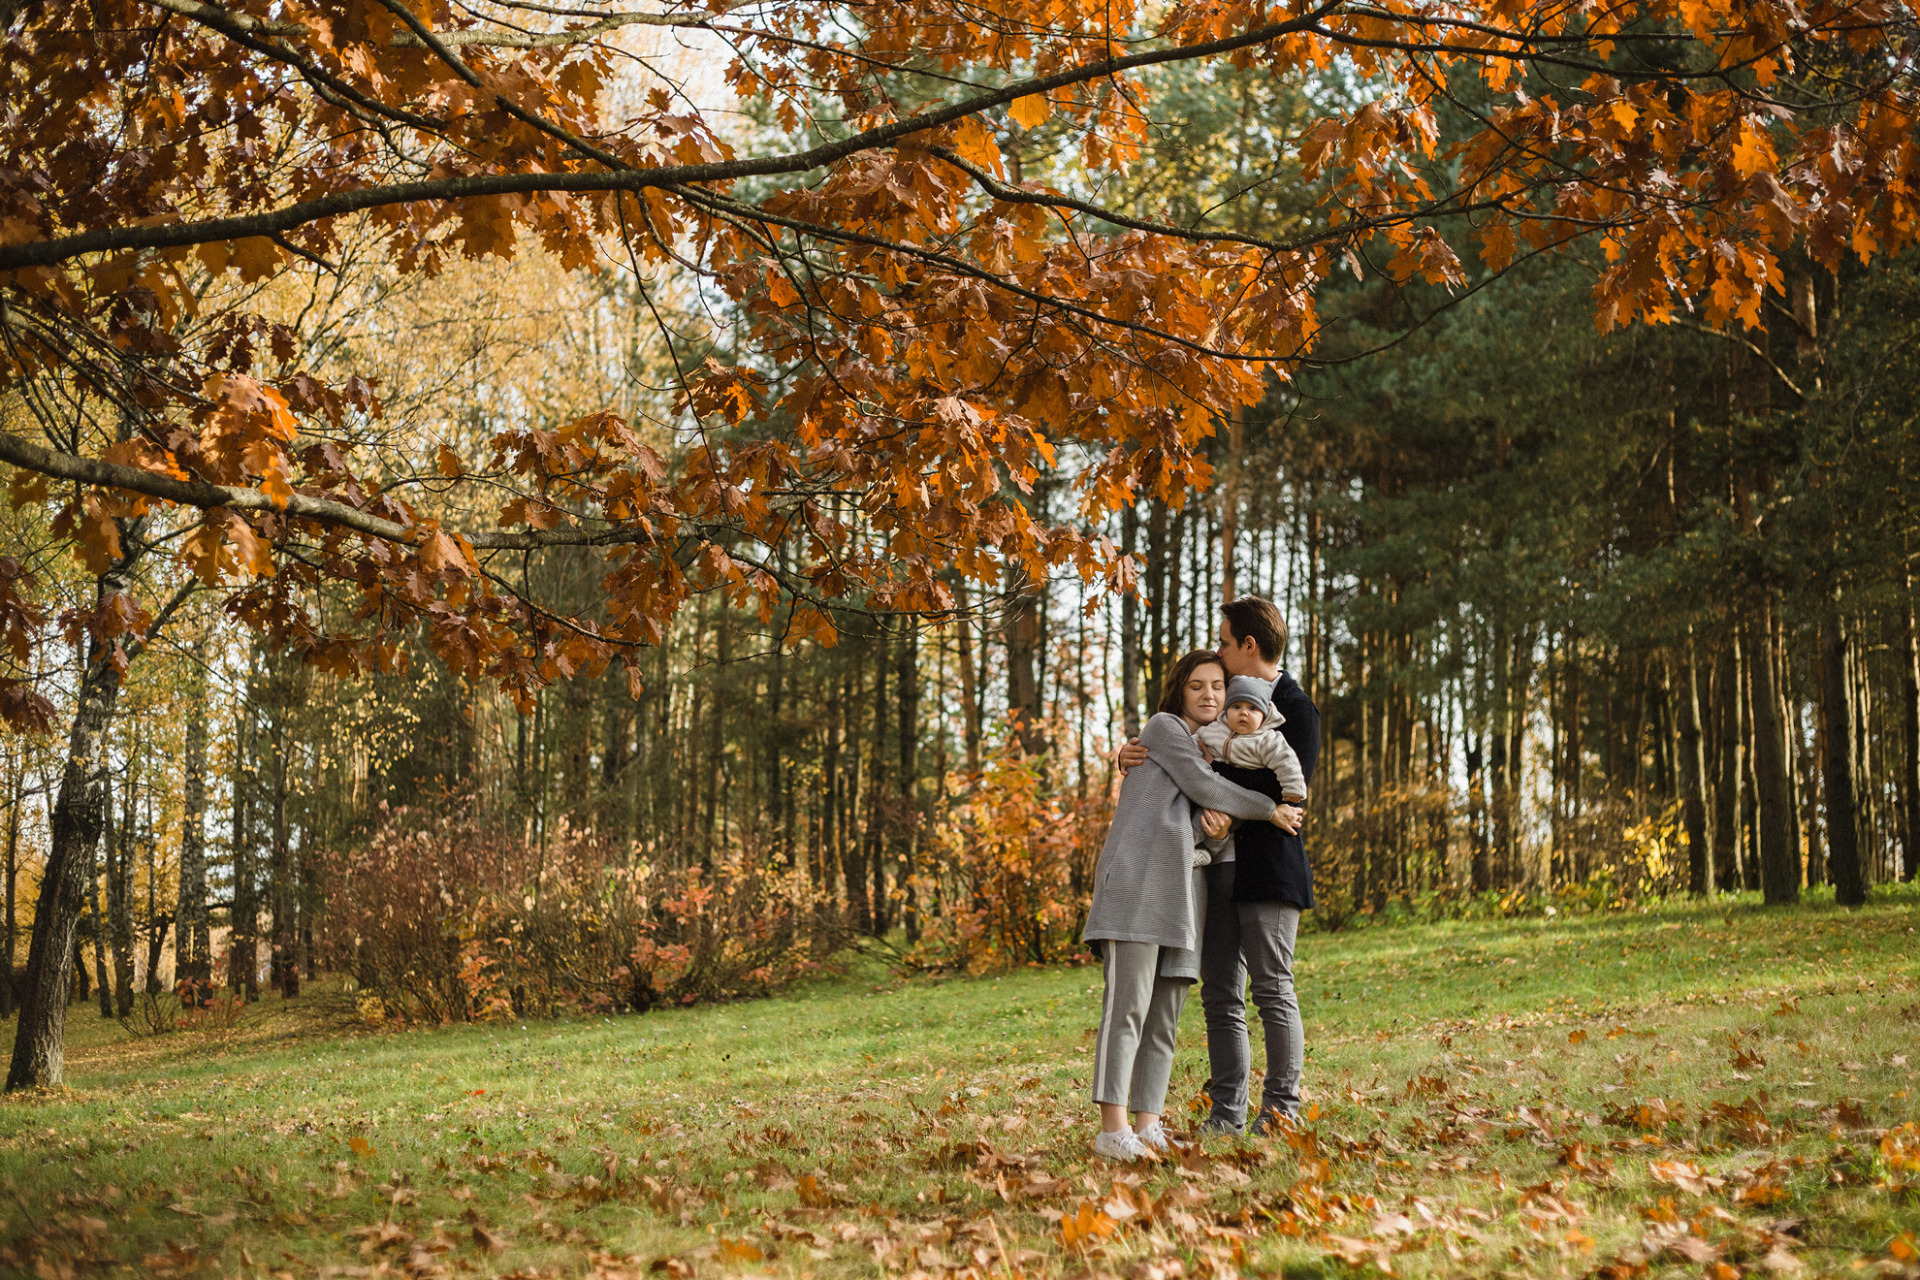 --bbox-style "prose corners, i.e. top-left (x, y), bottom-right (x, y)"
top-left (1191, 674), bottom-right (1307, 867)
